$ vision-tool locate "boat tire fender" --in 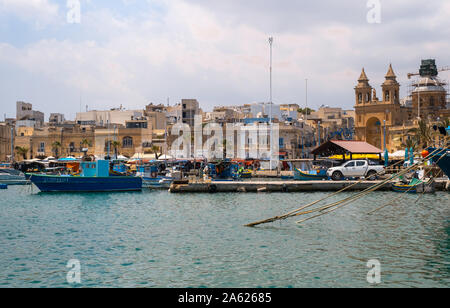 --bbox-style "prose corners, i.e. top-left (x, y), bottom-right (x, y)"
top-left (208, 184), bottom-right (218, 193)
